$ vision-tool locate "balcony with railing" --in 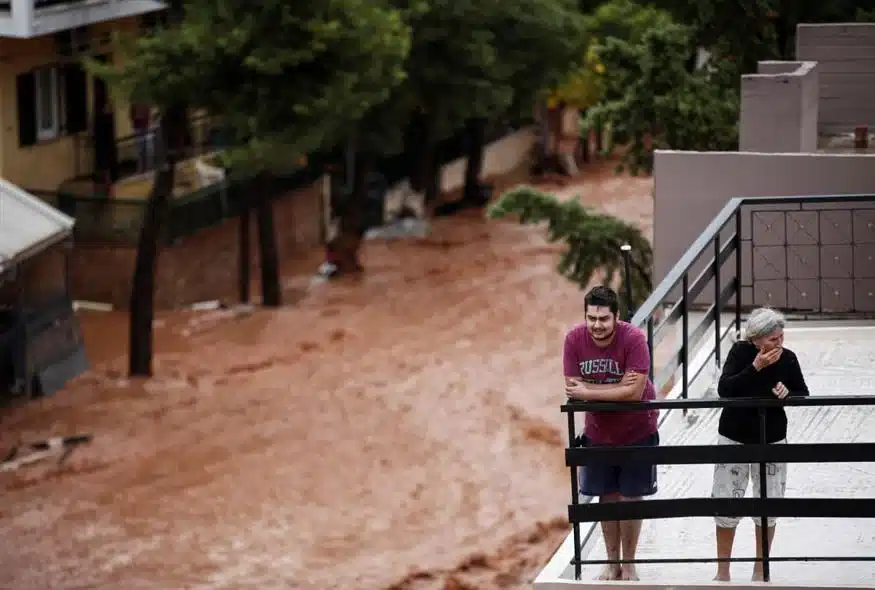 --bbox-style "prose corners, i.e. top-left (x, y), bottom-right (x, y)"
top-left (534, 193), bottom-right (875, 589)
top-left (0, 0), bottom-right (164, 38)
top-left (72, 114), bottom-right (223, 184)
